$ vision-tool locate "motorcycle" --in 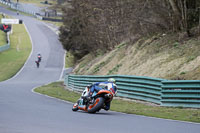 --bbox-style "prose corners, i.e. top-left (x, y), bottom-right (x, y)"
top-left (72, 85), bottom-right (116, 113)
